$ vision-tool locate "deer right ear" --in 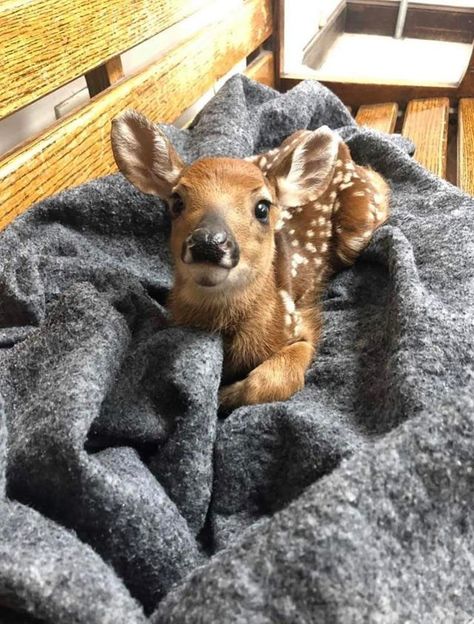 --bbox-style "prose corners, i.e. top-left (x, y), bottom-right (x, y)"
top-left (253, 127), bottom-right (340, 207)
top-left (111, 110), bottom-right (184, 198)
